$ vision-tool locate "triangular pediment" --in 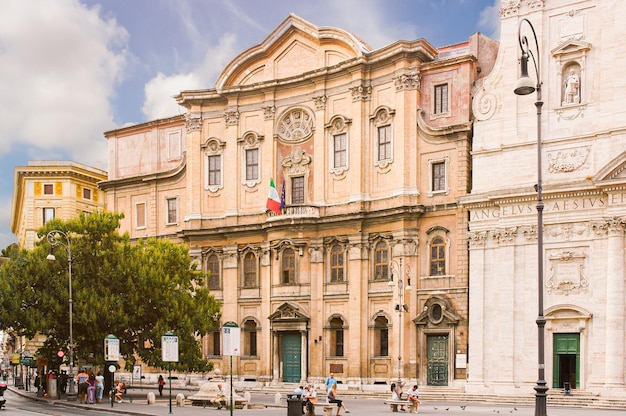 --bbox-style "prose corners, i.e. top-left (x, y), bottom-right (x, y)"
top-left (551, 40), bottom-right (591, 58)
top-left (216, 14), bottom-right (371, 90)
top-left (594, 151), bottom-right (626, 183)
top-left (268, 301), bottom-right (310, 322)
